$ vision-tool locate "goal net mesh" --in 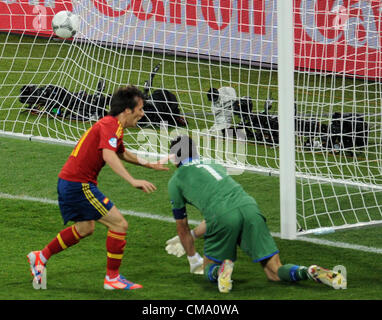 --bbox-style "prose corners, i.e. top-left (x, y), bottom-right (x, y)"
top-left (0, 0), bottom-right (381, 234)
